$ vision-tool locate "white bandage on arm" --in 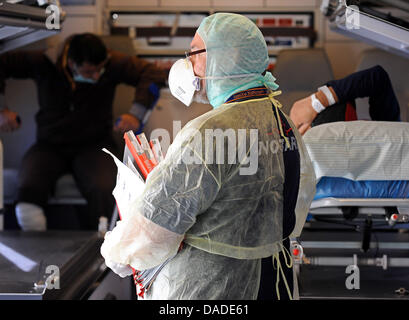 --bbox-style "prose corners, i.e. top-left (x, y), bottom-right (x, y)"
top-left (318, 85), bottom-right (336, 106)
top-left (310, 94), bottom-right (326, 113)
top-left (100, 212), bottom-right (184, 272)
